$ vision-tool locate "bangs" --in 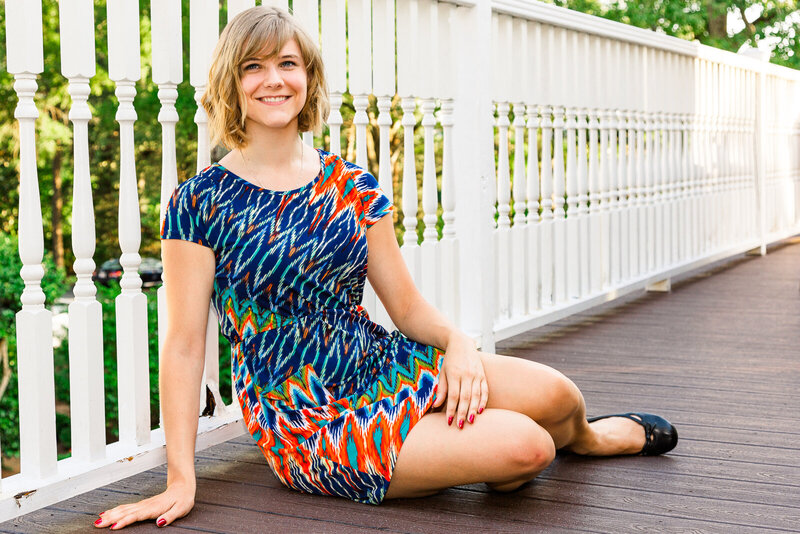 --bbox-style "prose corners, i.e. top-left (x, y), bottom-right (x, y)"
top-left (239, 16), bottom-right (297, 66)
